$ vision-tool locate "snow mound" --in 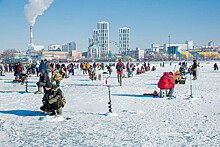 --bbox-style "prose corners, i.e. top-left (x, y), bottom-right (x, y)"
top-left (39, 115), bottom-right (65, 122)
top-left (106, 112), bottom-right (118, 116)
